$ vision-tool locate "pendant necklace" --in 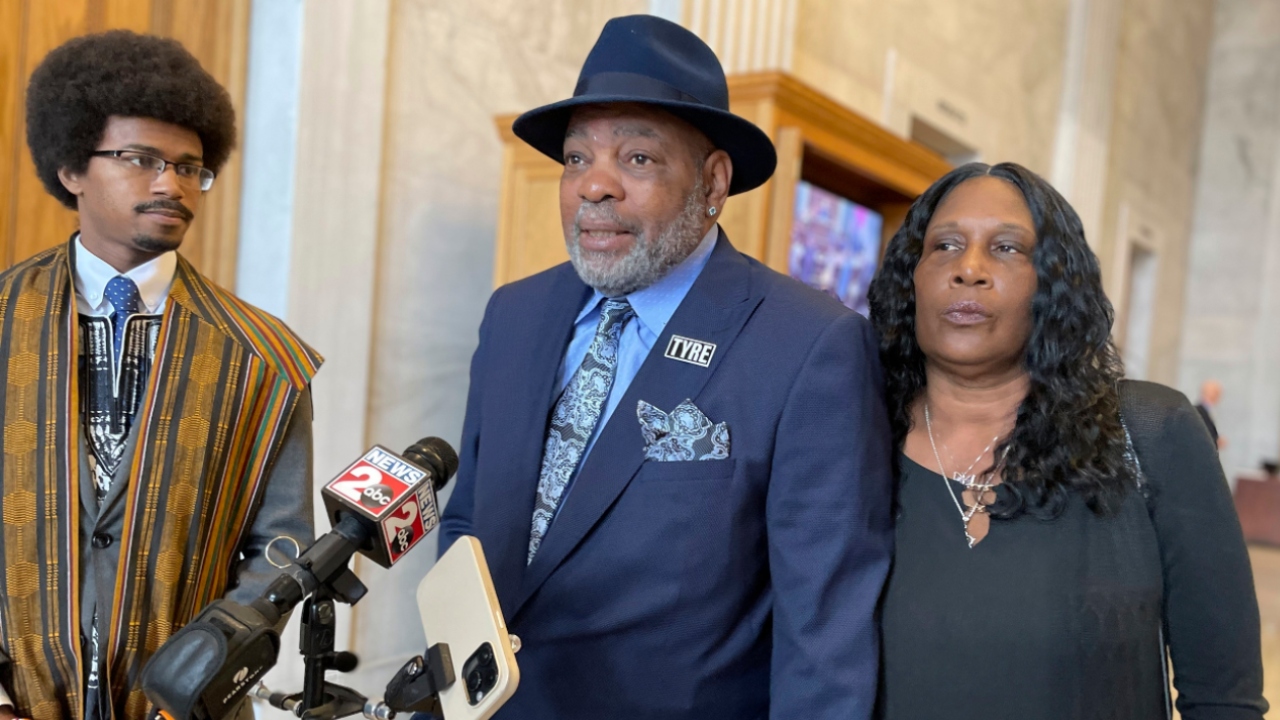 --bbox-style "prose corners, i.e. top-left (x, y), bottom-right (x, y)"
top-left (924, 403), bottom-right (1005, 549)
